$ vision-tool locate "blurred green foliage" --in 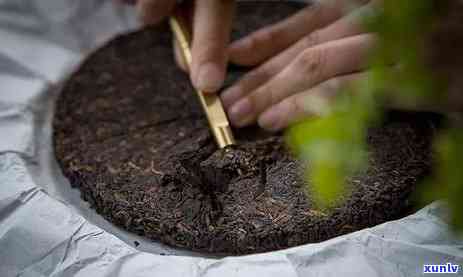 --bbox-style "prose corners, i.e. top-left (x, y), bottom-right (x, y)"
top-left (422, 129), bottom-right (463, 231)
top-left (287, 86), bottom-right (378, 208)
top-left (287, 0), bottom-right (462, 230)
